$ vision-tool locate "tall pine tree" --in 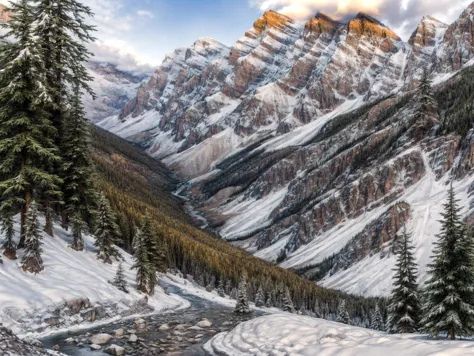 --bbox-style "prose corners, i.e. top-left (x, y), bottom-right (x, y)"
top-left (94, 194), bottom-right (121, 263)
top-left (21, 201), bottom-right (44, 274)
top-left (337, 300), bottom-right (351, 325)
top-left (235, 275), bottom-right (251, 314)
top-left (61, 85), bottom-right (97, 225)
top-left (69, 213), bottom-right (87, 251)
top-left (422, 186), bottom-right (474, 340)
top-left (32, 0), bottom-right (96, 232)
top-left (132, 227), bottom-right (150, 294)
top-left (0, 0), bottom-right (62, 246)
top-left (387, 226), bottom-right (420, 333)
